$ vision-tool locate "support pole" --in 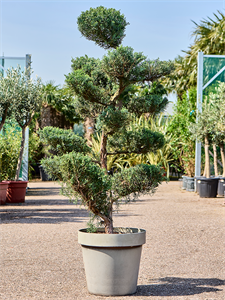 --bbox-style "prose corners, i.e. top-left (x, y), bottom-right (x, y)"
top-left (195, 51), bottom-right (203, 177)
top-left (20, 54), bottom-right (31, 181)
